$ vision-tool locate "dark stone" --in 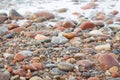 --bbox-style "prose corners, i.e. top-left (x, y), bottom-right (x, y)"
top-left (4, 33), bottom-right (15, 38)
top-left (9, 9), bottom-right (24, 20)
